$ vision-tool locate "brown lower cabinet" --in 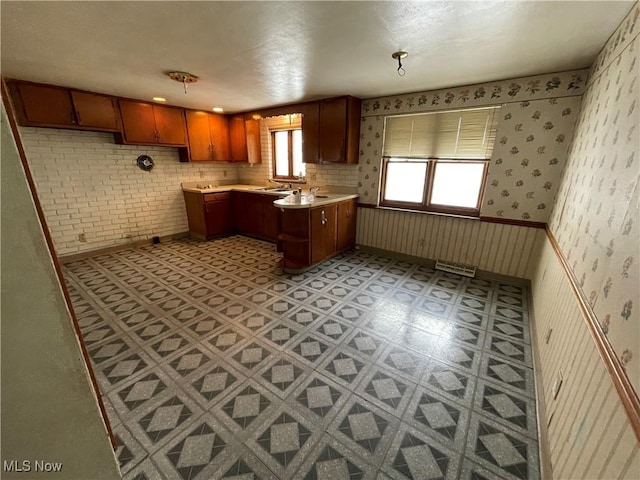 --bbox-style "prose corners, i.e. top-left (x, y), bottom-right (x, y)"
top-left (231, 192), bottom-right (279, 241)
top-left (186, 190), bottom-right (279, 243)
top-left (279, 198), bottom-right (357, 271)
top-left (183, 191), bottom-right (231, 240)
top-left (336, 198), bottom-right (358, 252)
top-left (184, 191), bottom-right (357, 270)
